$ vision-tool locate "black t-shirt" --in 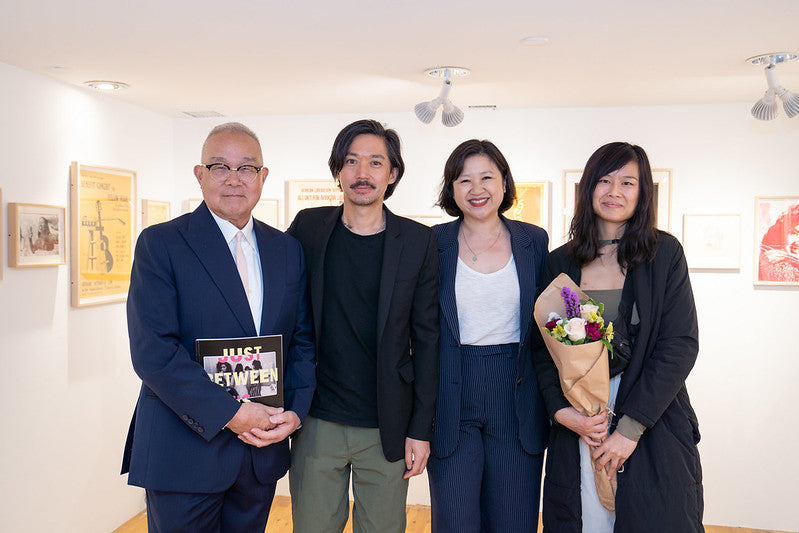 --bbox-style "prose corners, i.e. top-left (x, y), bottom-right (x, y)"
top-left (309, 219), bottom-right (385, 428)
